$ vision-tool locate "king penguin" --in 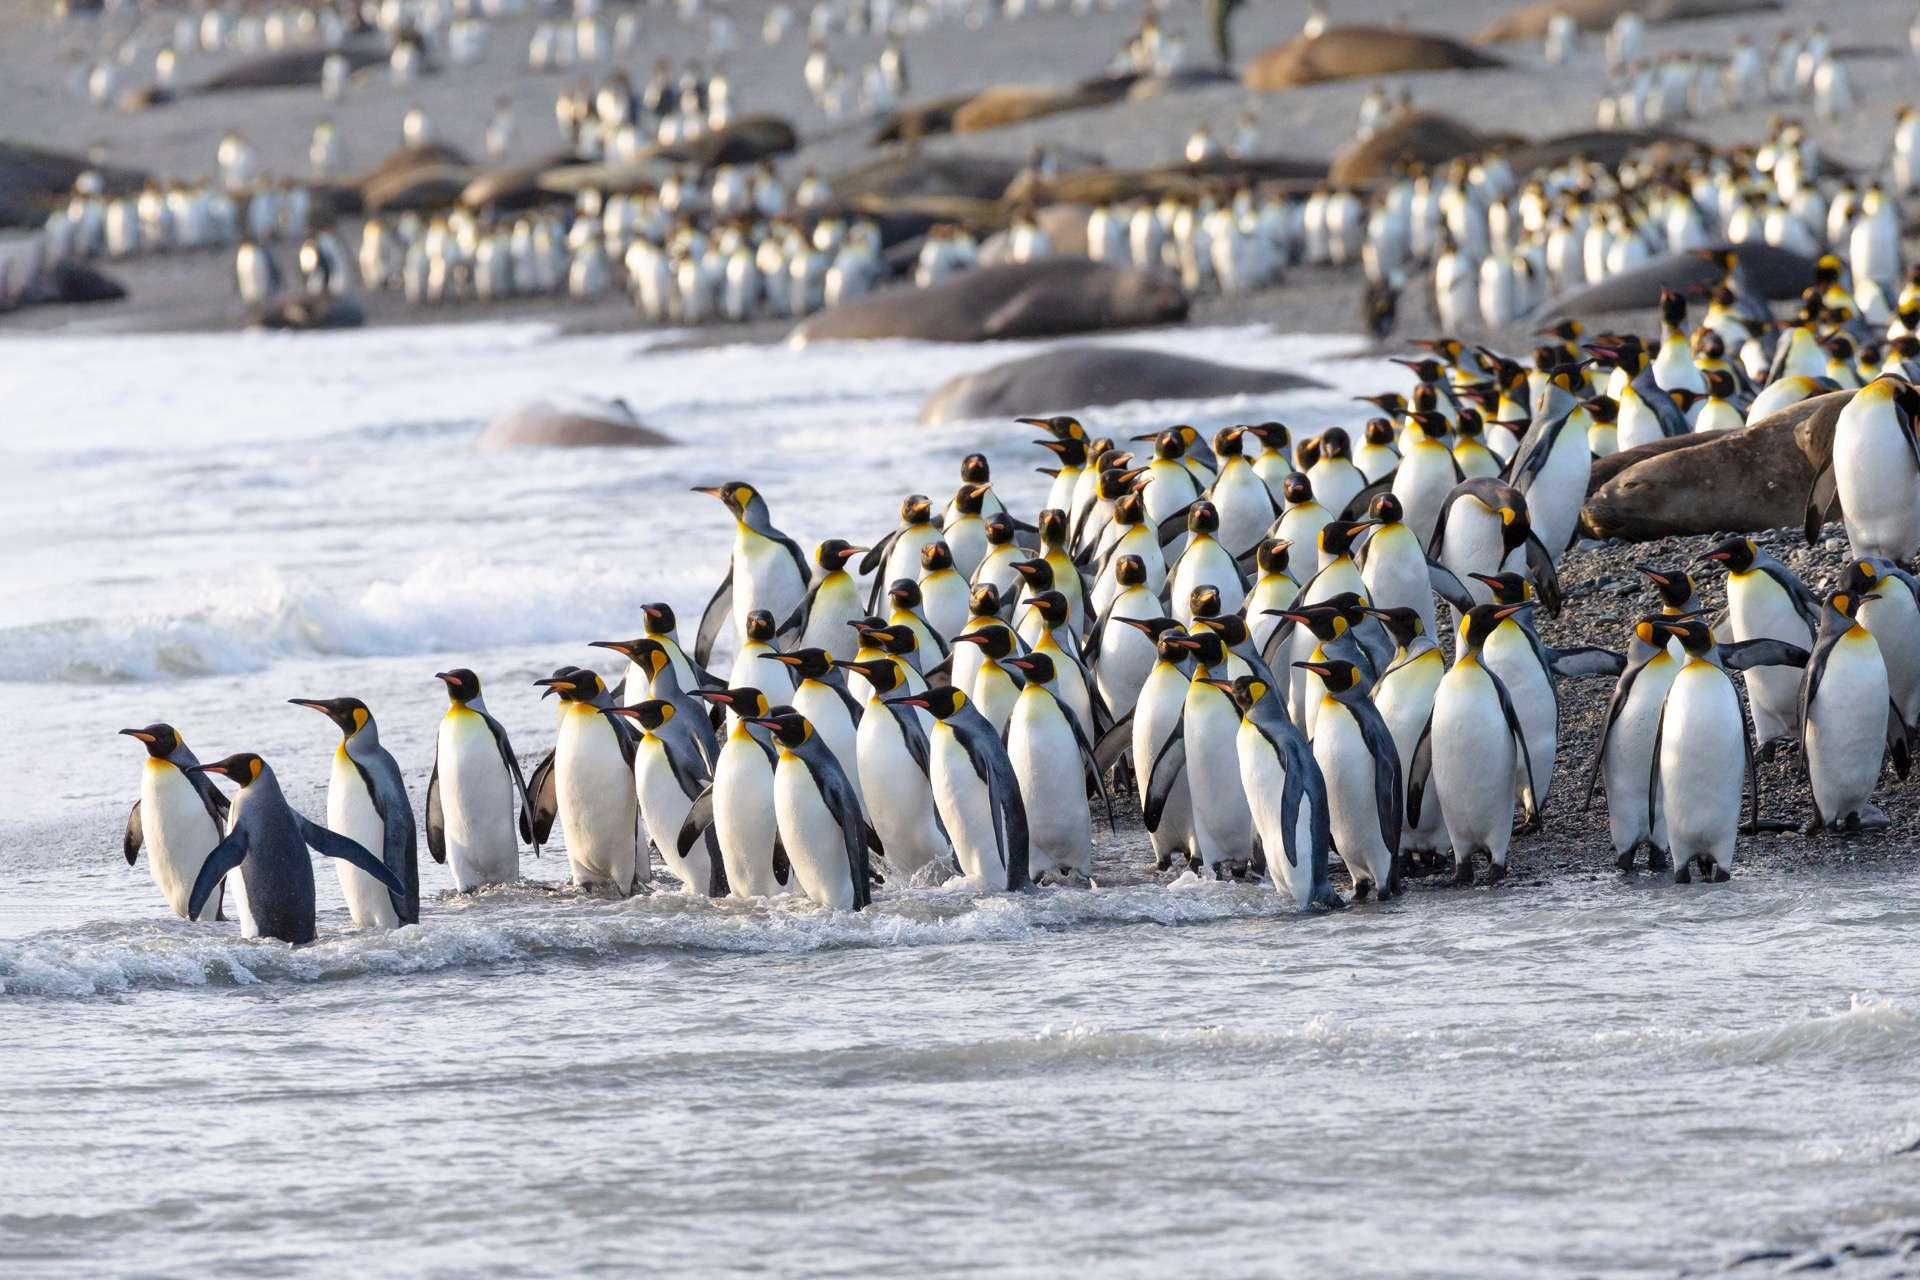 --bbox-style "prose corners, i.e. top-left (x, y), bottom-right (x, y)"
top-left (289, 696), bottom-right (418, 927)
top-left (1799, 590), bottom-right (1905, 832)
top-left (1647, 618), bottom-right (1755, 883)
top-left (749, 710), bottom-right (876, 910)
top-left (883, 686), bottom-right (1030, 890)
top-left (1697, 536), bottom-right (1819, 753)
top-left (1222, 674), bottom-right (1341, 909)
top-left (1295, 659), bottom-right (1403, 899)
top-left (1002, 651), bottom-right (1107, 881)
top-left (1807, 376), bottom-right (1920, 562)
top-left (678, 686), bottom-right (792, 897)
top-left (781, 539), bottom-right (868, 660)
top-left (839, 656), bottom-right (950, 882)
top-left (185, 753), bottom-right (402, 944)
top-left (120, 722), bottom-right (229, 921)
top-left (1365, 605), bottom-right (1448, 874)
top-left (693, 481), bottom-right (812, 667)
top-left (426, 669), bottom-right (534, 893)
top-left (530, 669), bottom-right (643, 894)
top-left (608, 699), bottom-right (728, 895)
top-left (1144, 630), bottom-right (1256, 877)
